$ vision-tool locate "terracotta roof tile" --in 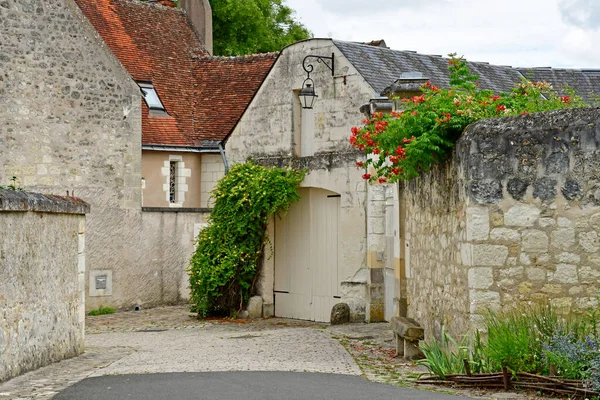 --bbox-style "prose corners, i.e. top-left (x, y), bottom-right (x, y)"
top-left (192, 53), bottom-right (278, 142)
top-left (75, 0), bottom-right (206, 146)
